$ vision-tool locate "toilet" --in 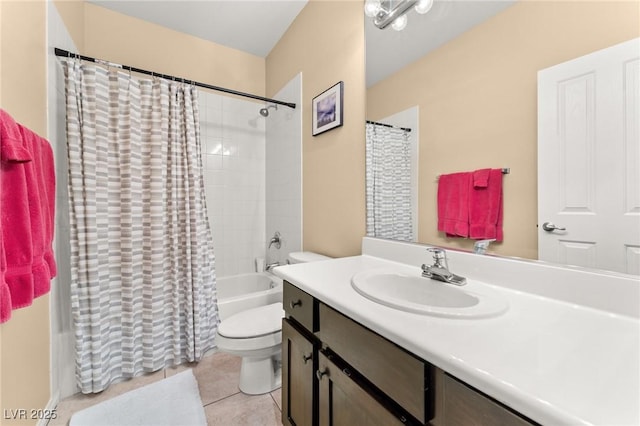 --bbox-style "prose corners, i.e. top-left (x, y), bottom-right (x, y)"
top-left (287, 251), bottom-right (332, 264)
top-left (215, 251), bottom-right (331, 395)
